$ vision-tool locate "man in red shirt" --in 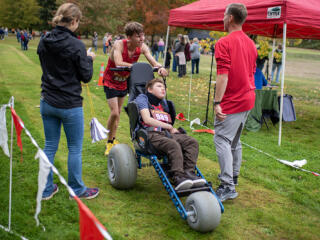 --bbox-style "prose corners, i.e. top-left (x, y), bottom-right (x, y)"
top-left (103, 22), bottom-right (167, 155)
top-left (214, 3), bottom-right (257, 202)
